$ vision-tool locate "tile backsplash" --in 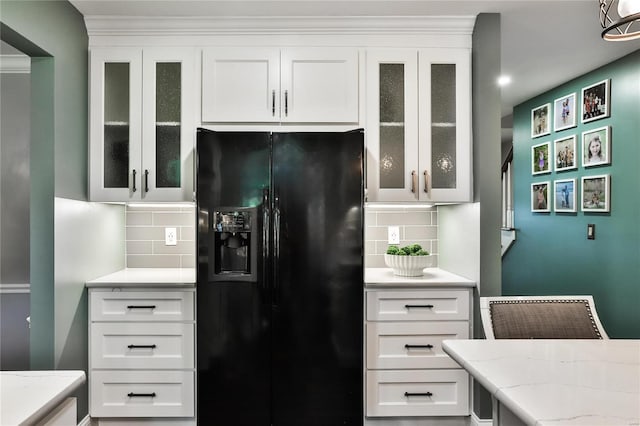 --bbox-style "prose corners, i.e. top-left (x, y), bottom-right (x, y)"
top-left (365, 205), bottom-right (438, 268)
top-left (126, 205), bottom-right (196, 268)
